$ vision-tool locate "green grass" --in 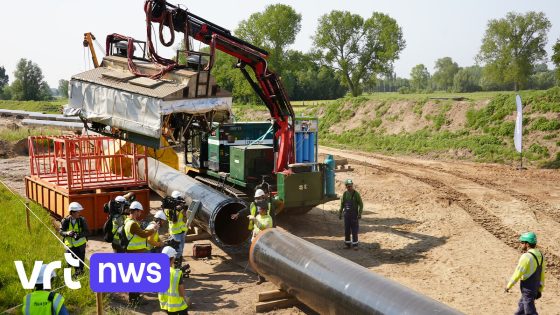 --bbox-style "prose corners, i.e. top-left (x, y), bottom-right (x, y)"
top-left (0, 127), bottom-right (63, 142)
top-left (0, 100), bottom-right (67, 114)
top-left (0, 185), bottom-right (96, 313)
